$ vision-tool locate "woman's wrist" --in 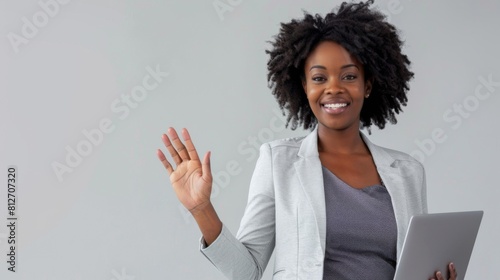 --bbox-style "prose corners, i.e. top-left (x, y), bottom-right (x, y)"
top-left (189, 200), bottom-right (212, 217)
